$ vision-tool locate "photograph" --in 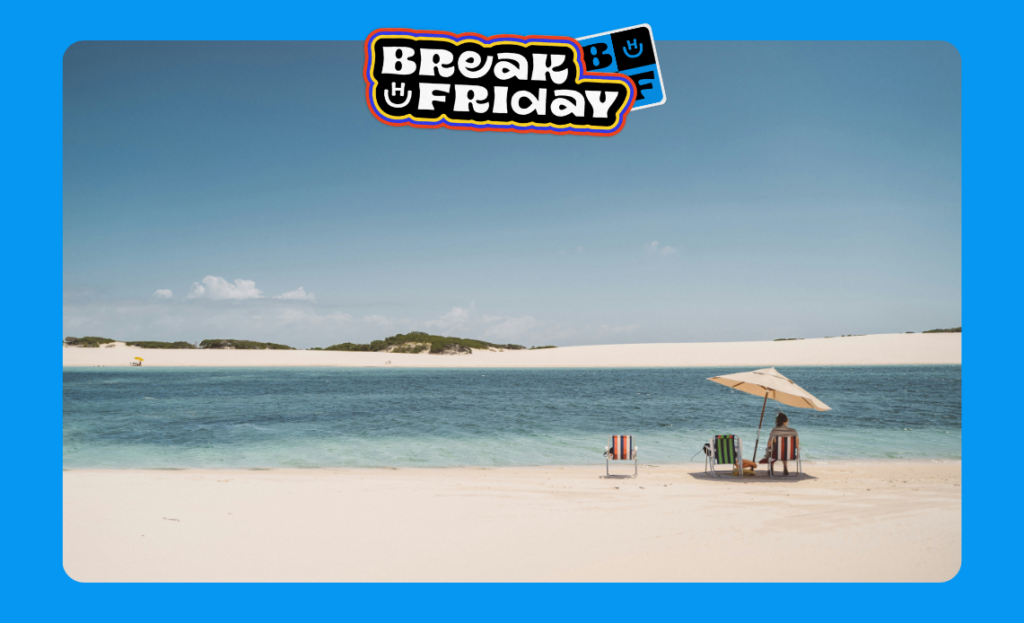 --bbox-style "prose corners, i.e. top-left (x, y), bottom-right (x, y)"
top-left (61, 37), bottom-right (961, 583)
